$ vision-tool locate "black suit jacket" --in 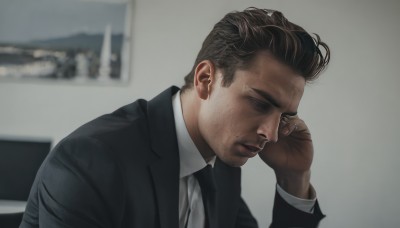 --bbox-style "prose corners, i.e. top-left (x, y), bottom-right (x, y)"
top-left (21, 87), bottom-right (324, 228)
